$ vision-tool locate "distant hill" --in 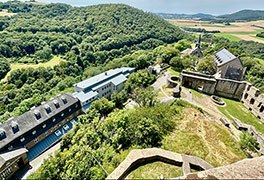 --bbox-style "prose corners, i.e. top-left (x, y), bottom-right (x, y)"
top-left (156, 13), bottom-right (215, 20)
top-left (218, 10), bottom-right (264, 21)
